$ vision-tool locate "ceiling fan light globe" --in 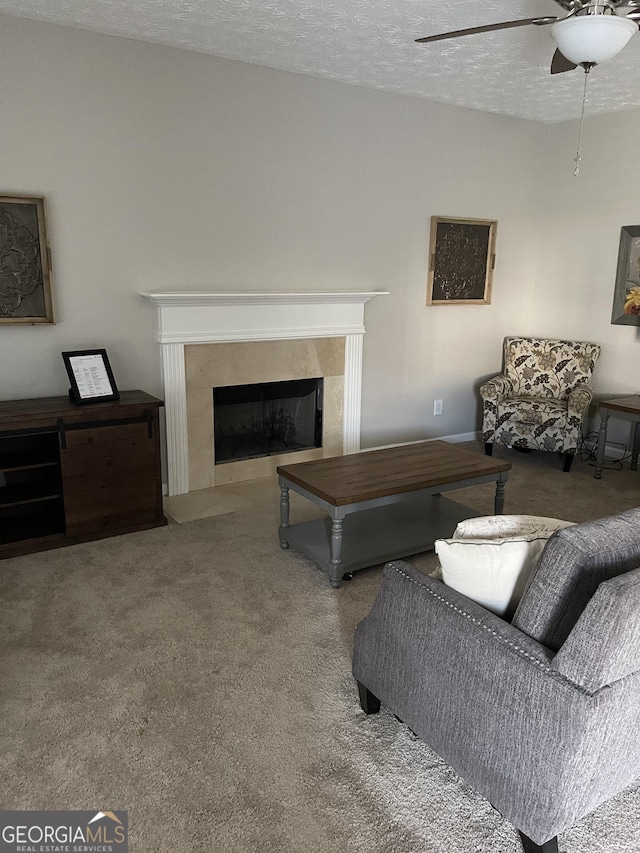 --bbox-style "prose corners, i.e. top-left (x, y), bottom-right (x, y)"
top-left (551, 15), bottom-right (638, 63)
